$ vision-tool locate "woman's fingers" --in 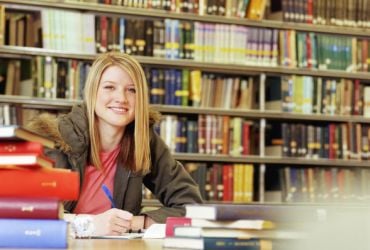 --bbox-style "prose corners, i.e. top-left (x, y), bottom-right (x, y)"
top-left (92, 208), bottom-right (134, 236)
